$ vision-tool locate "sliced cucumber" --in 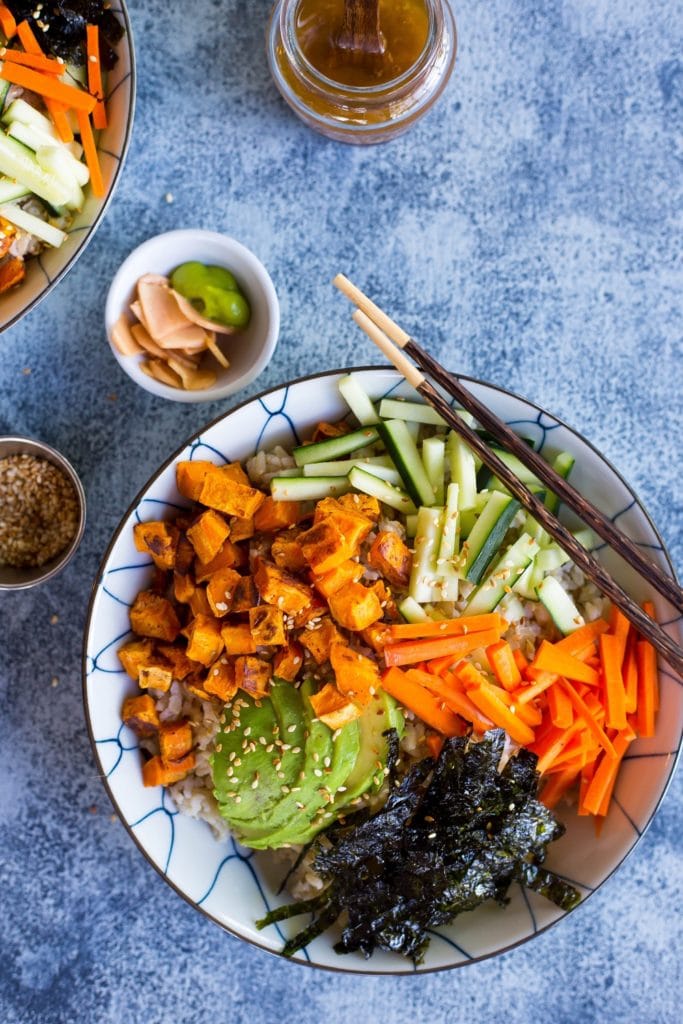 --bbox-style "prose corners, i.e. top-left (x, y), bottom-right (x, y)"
top-left (293, 427), bottom-right (380, 467)
top-left (270, 476), bottom-right (350, 501)
top-left (378, 419), bottom-right (435, 508)
top-left (462, 491), bottom-right (520, 584)
top-left (433, 483), bottom-right (460, 602)
top-left (379, 397), bottom-right (447, 426)
top-left (301, 455), bottom-right (393, 478)
top-left (483, 447), bottom-right (543, 492)
top-left (347, 466), bottom-right (416, 514)
top-left (466, 533), bottom-right (539, 614)
top-left (398, 596), bottom-right (430, 624)
top-left (544, 451), bottom-right (576, 514)
top-left (405, 513), bottom-right (418, 538)
top-left (536, 576), bottom-right (585, 634)
top-left (0, 133), bottom-right (71, 208)
top-left (571, 526), bottom-right (596, 550)
top-left (422, 435), bottom-right (445, 505)
top-left (513, 559), bottom-right (544, 601)
top-left (535, 546), bottom-right (570, 575)
top-left (0, 203), bottom-right (66, 248)
top-left (0, 80), bottom-right (9, 115)
top-left (498, 591), bottom-right (526, 623)
top-left (0, 178), bottom-right (29, 203)
top-left (447, 430), bottom-right (477, 510)
top-left (338, 374), bottom-right (379, 426)
top-left (35, 147), bottom-right (84, 211)
top-left (409, 507), bottom-right (443, 603)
